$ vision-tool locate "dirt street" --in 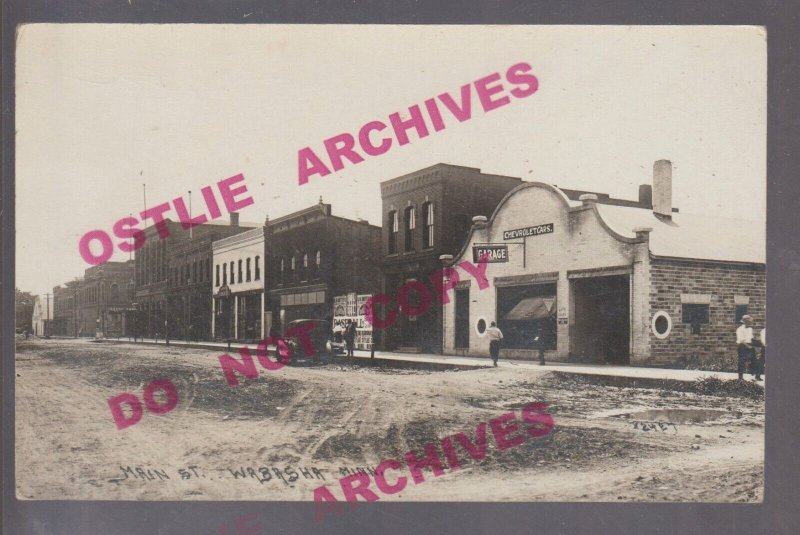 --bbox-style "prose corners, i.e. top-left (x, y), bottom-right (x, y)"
top-left (15, 339), bottom-right (763, 503)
